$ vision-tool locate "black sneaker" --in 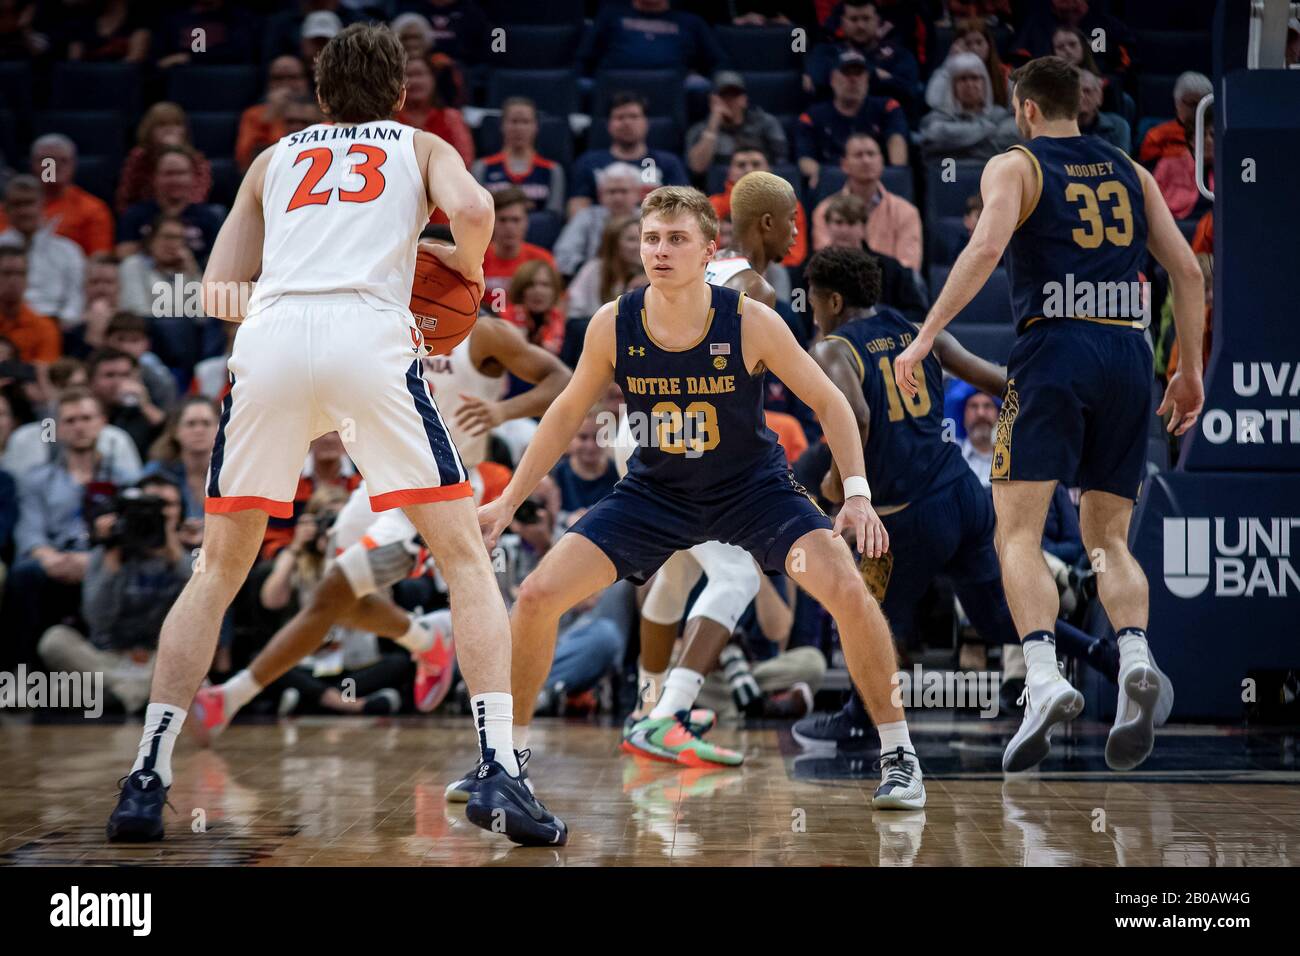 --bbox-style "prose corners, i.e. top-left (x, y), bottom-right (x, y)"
top-left (106, 769), bottom-right (169, 842)
top-left (445, 747), bottom-right (533, 804)
top-left (791, 704), bottom-right (872, 751)
top-left (465, 749), bottom-right (568, 846)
